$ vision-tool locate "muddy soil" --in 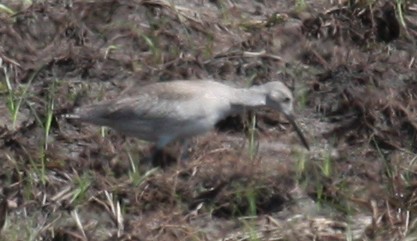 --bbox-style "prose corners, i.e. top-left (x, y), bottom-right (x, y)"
top-left (0, 0), bottom-right (416, 240)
